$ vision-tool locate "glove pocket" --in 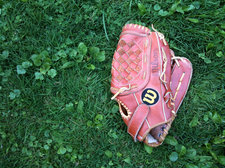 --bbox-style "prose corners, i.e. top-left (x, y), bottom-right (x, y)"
top-left (111, 31), bottom-right (152, 96)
